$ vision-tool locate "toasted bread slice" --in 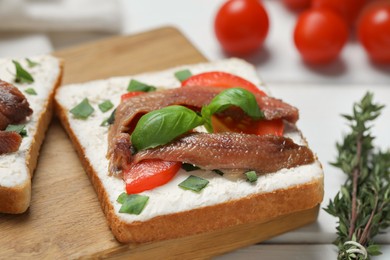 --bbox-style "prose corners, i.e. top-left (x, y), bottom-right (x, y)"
top-left (0, 55), bottom-right (63, 214)
top-left (54, 58), bottom-right (323, 243)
